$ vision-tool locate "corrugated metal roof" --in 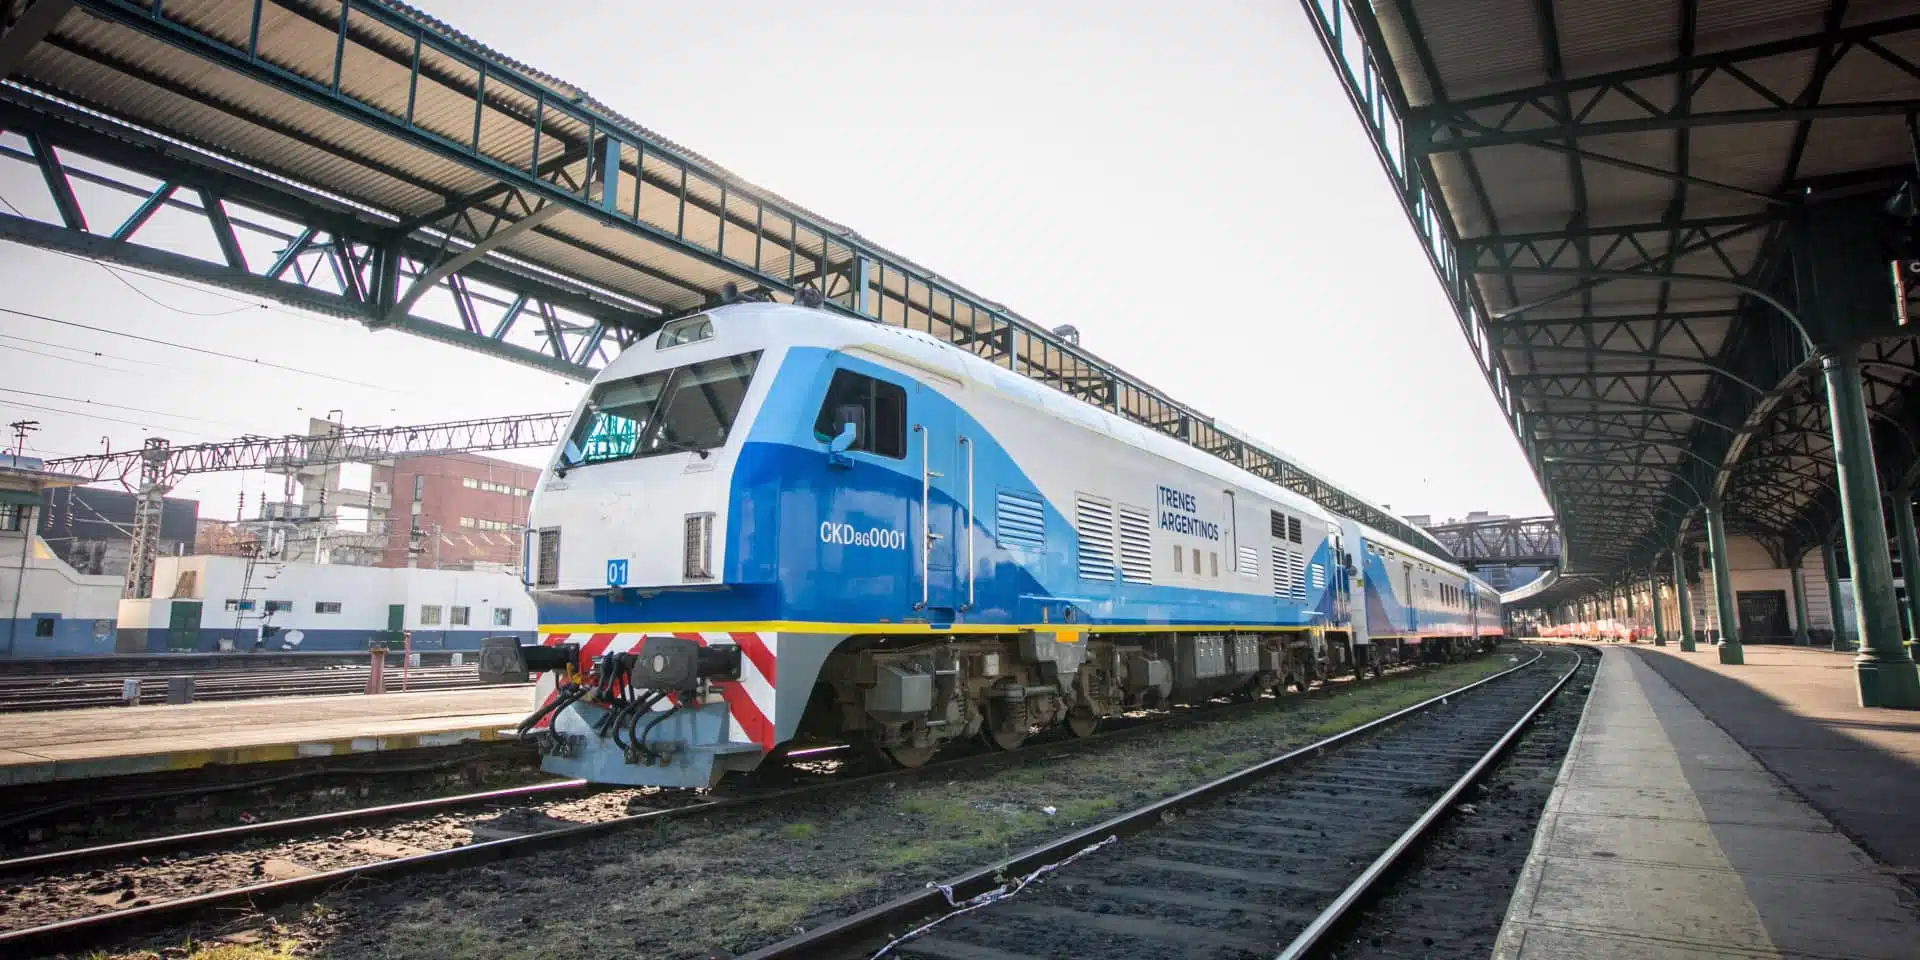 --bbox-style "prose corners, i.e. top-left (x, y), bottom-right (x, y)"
top-left (1322, 0), bottom-right (1920, 593)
